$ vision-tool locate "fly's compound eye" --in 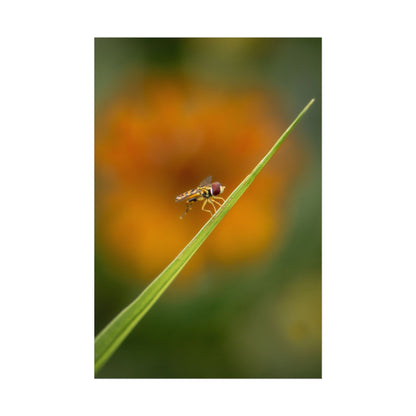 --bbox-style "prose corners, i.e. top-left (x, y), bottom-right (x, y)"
top-left (211, 182), bottom-right (224, 196)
